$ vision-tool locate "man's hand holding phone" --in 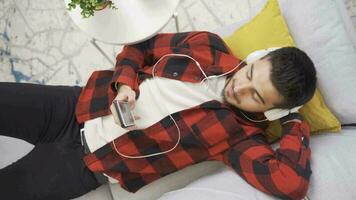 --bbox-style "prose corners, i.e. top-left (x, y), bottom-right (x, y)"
top-left (115, 84), bottom-right (137, 109)
top-left (110, 84), bottom-right (140, 130)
